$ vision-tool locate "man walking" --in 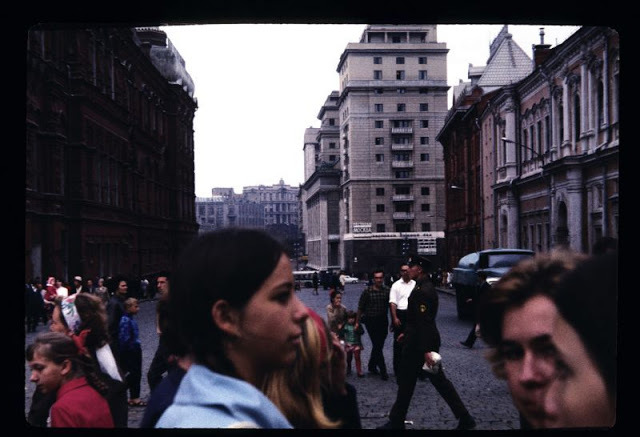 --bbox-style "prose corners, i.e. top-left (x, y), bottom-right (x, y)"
top-left (389, 264), bottom-right (415, 379)
top-left (379, 254), bottom-right (476, 430)
top-left (460, 271), bottom-right (491, 348)
top-left (147, 272), bottom-right (173, 392)
top-left (356, 269), bottom-right (390, 380)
